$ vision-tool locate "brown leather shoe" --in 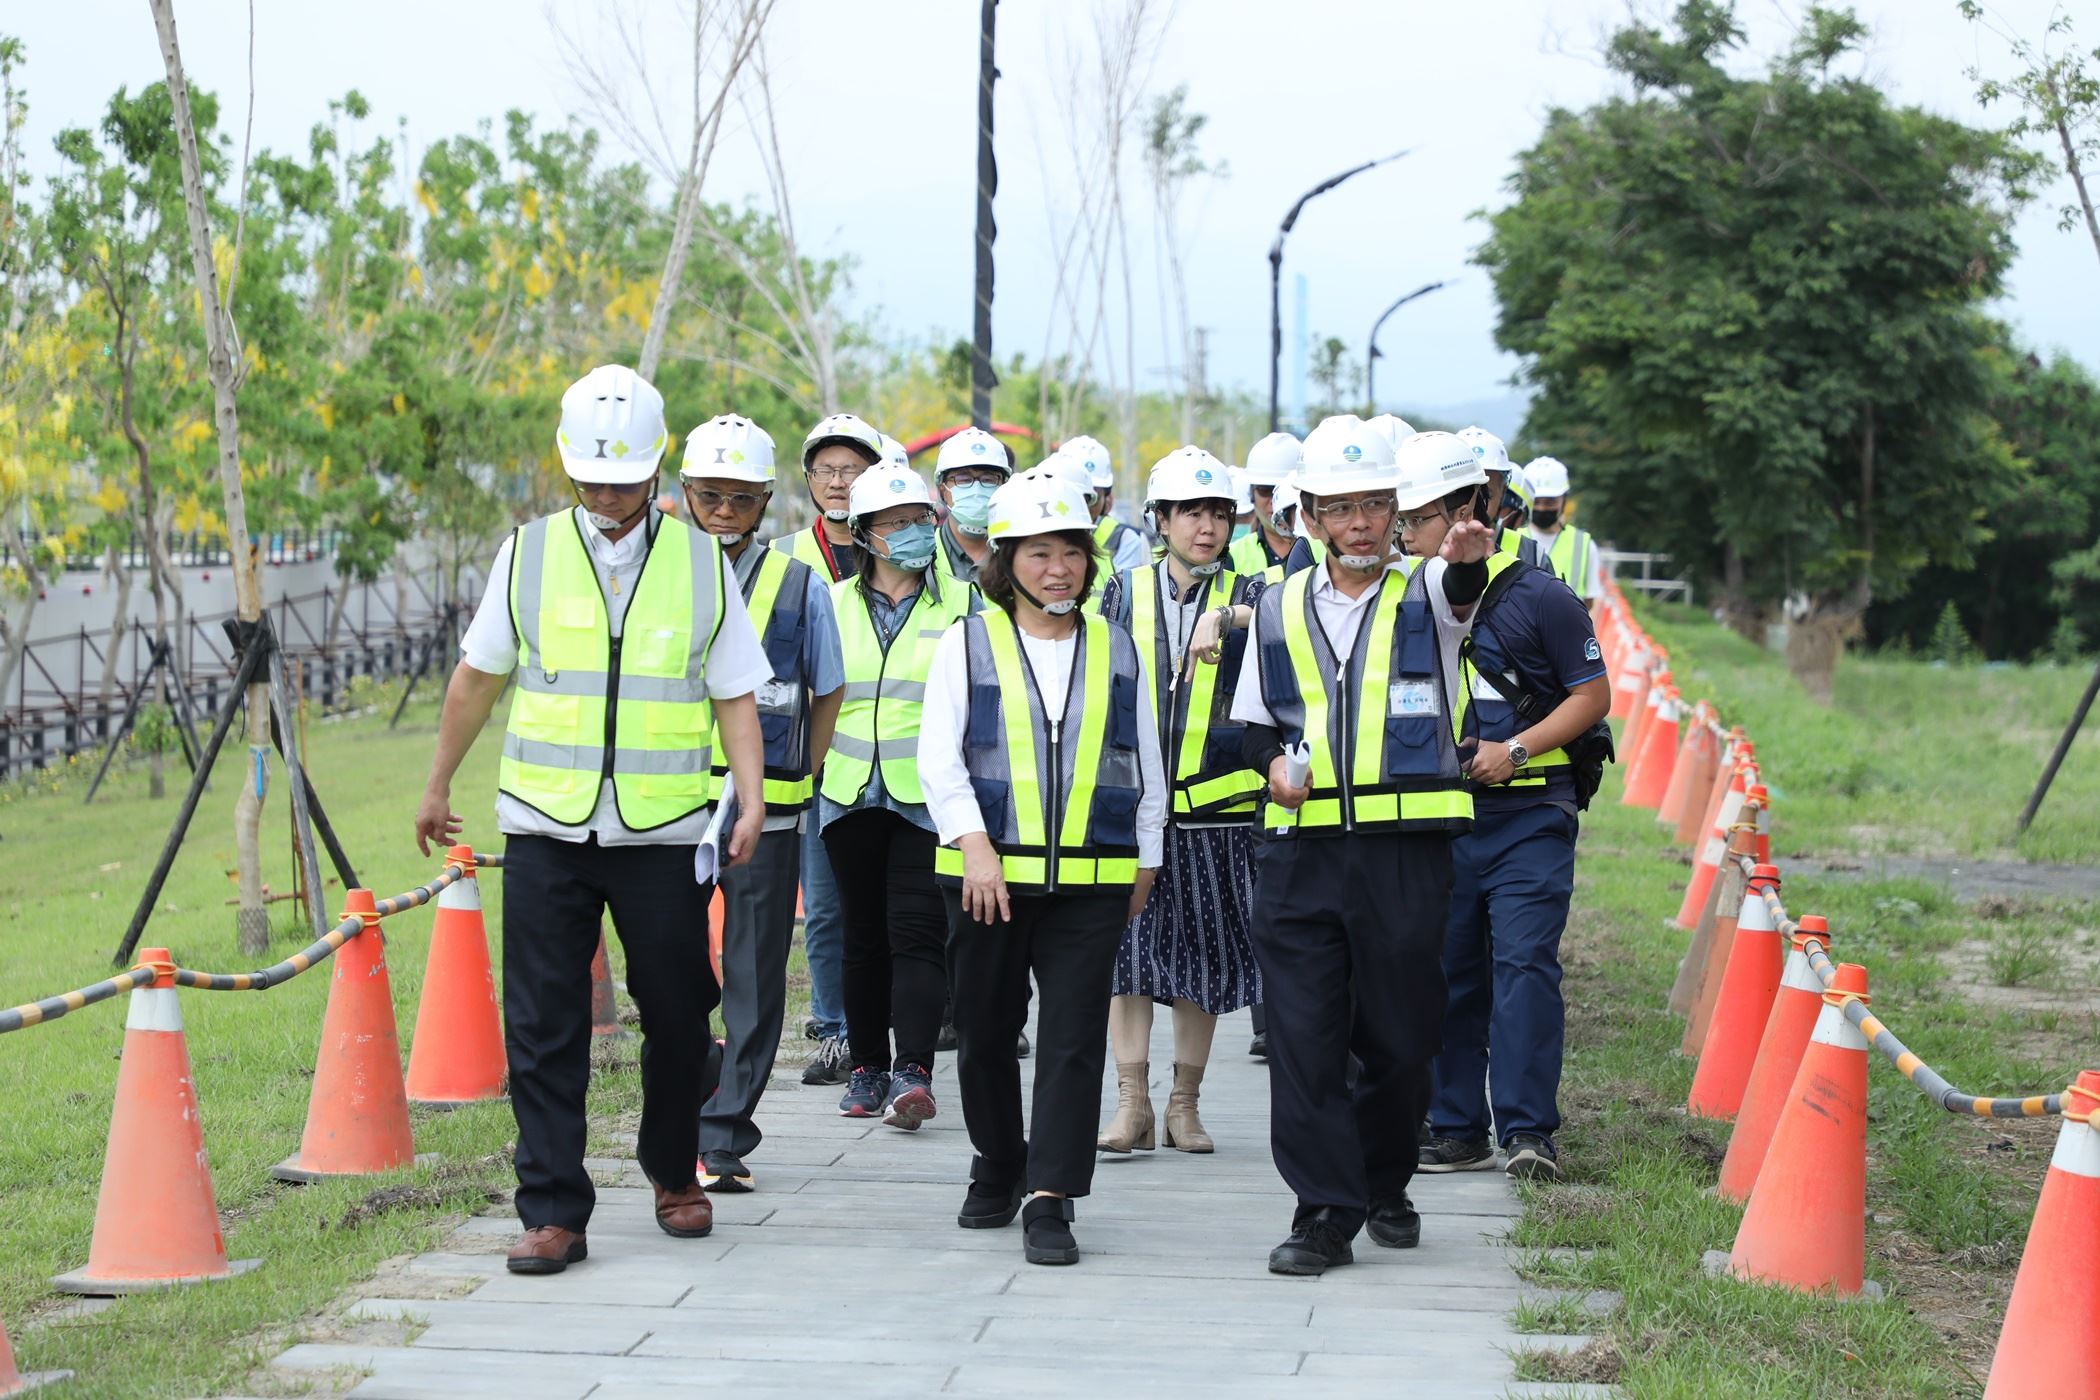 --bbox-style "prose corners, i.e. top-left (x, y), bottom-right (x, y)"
top-left (505, 1225), bottom-right (587, 1275)
top-left (652, 1181), bottom-right (714, 1238)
